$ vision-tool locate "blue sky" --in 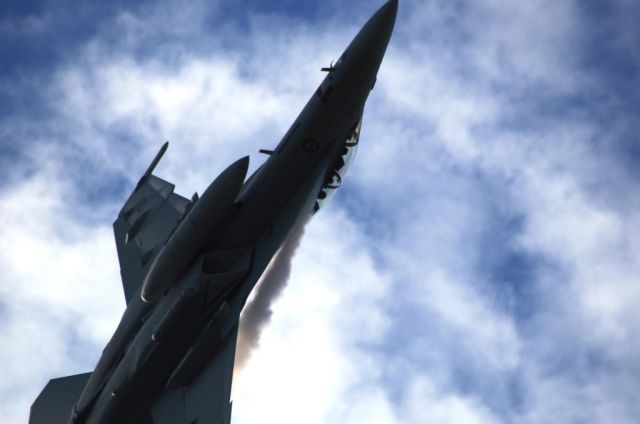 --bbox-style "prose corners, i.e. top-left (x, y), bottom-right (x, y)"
top-left (2, 1), bottom-right (640, 423)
